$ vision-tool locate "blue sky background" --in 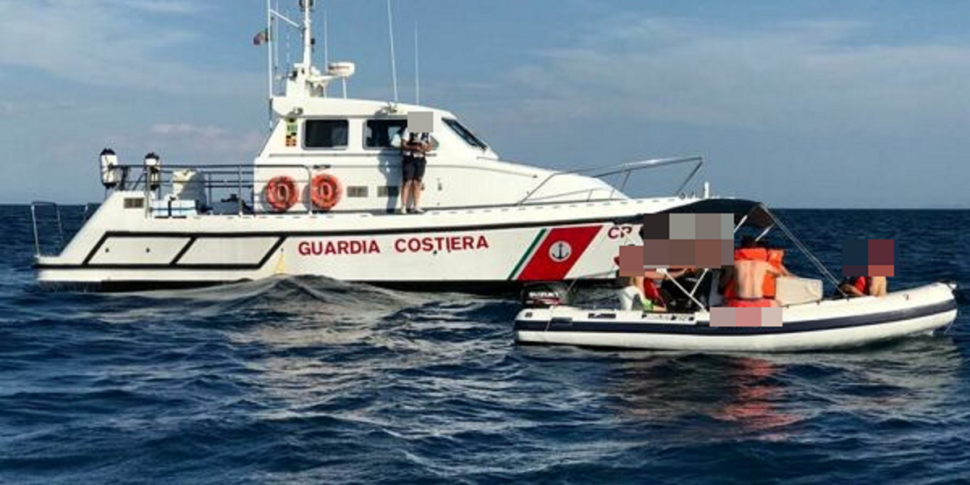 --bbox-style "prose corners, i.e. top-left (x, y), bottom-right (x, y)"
top-left (1, 0), bottom-right (969, 207)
